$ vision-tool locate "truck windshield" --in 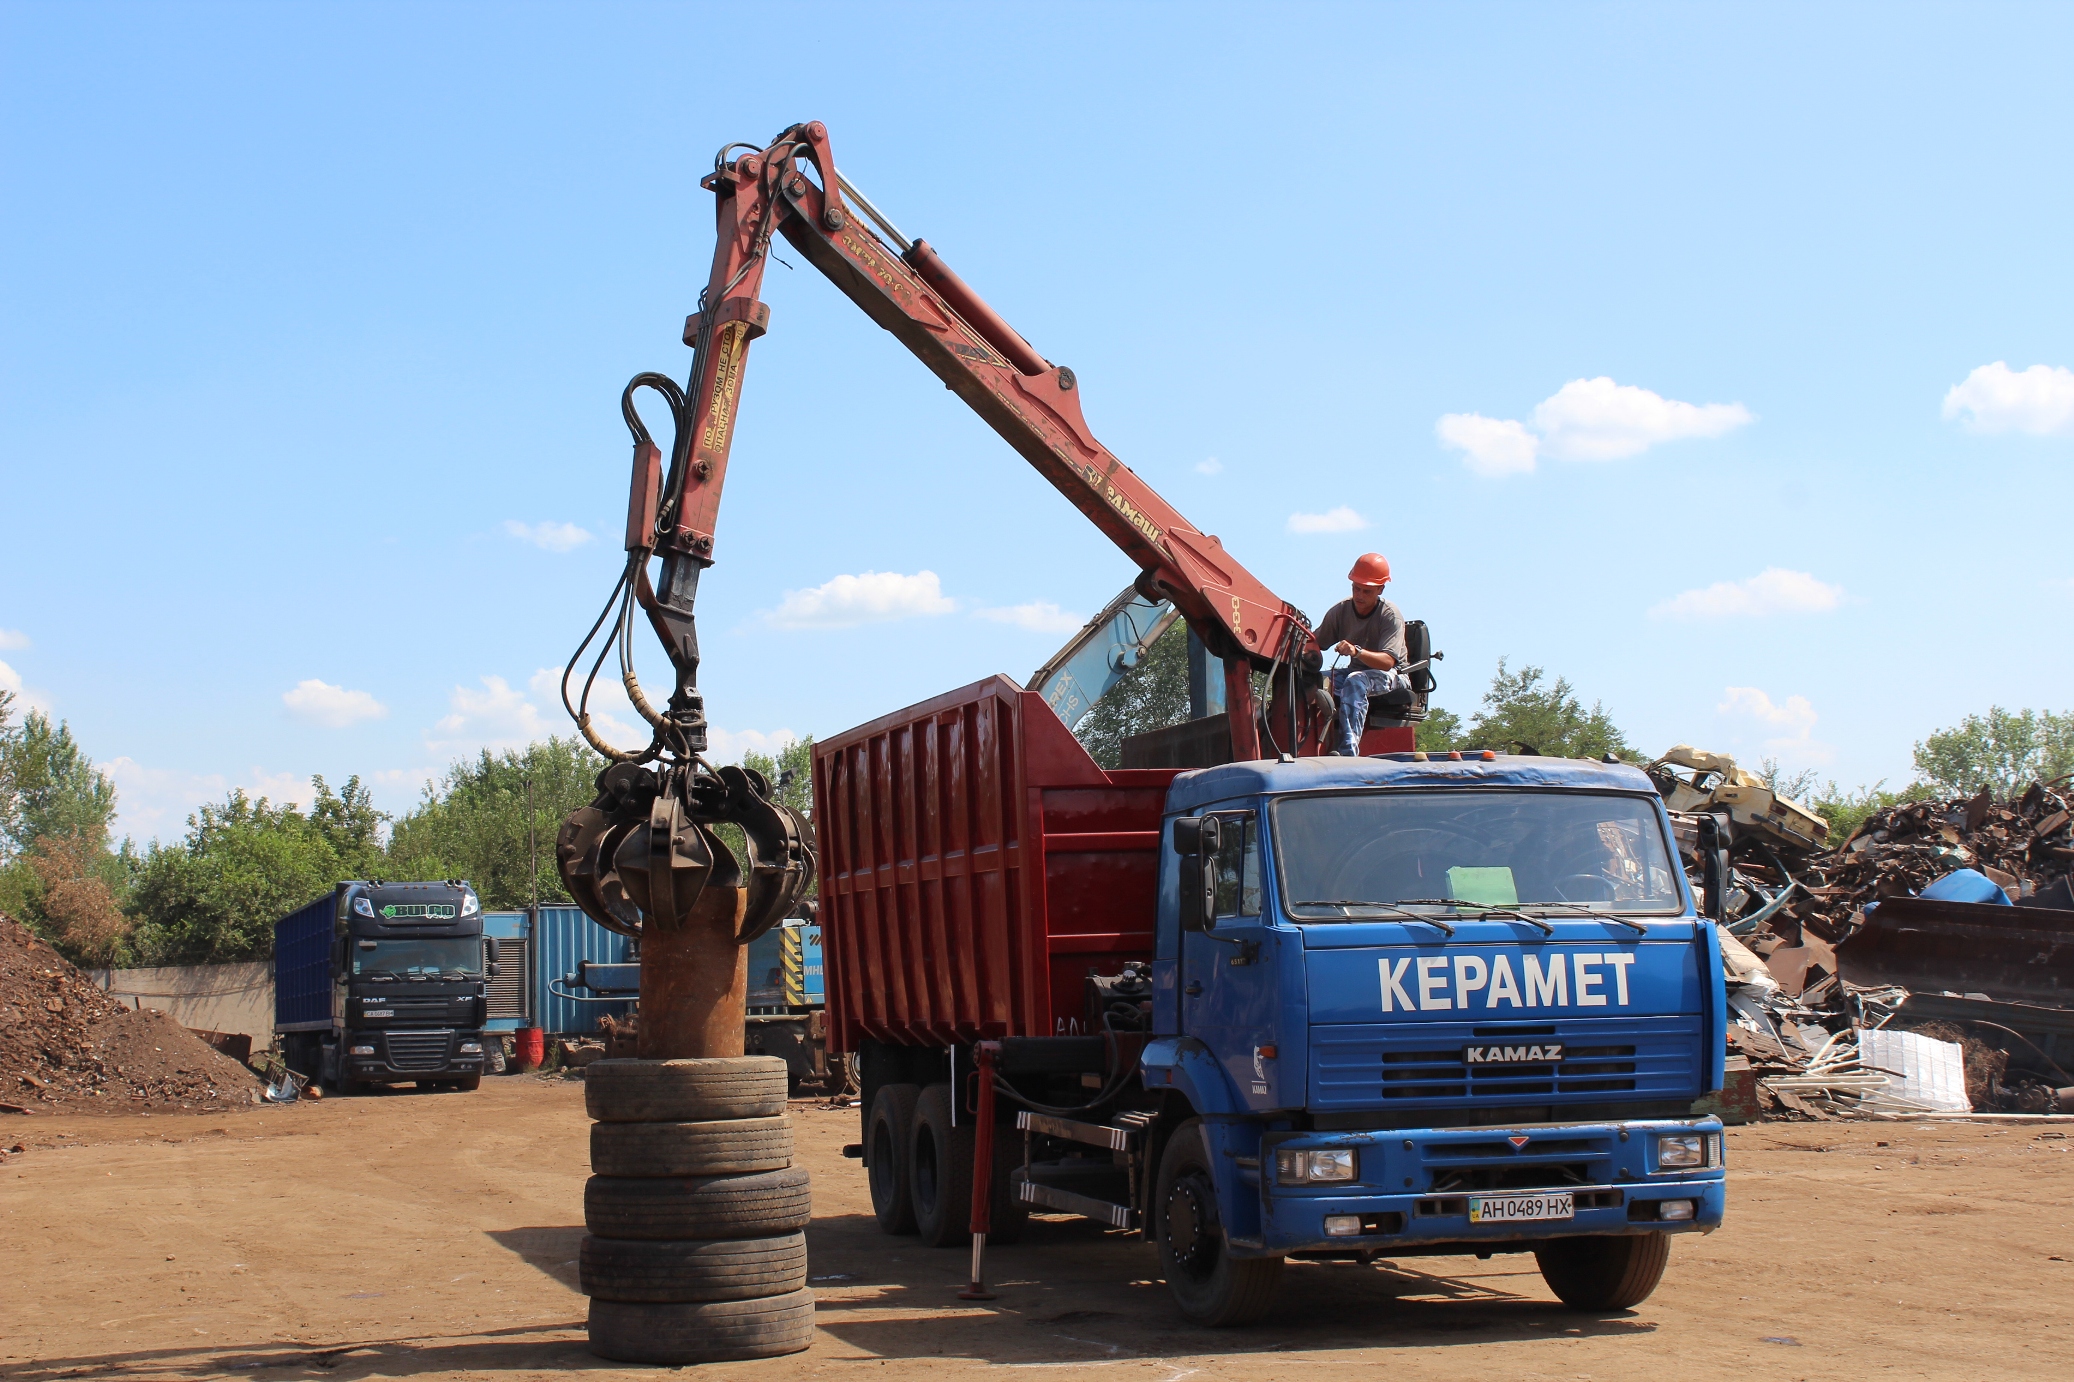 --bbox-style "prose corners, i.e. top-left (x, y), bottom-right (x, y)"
top-left (1272, 789), bottom-right (1682, 919)
top-left (352, 938), bottom-right (483, 981)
